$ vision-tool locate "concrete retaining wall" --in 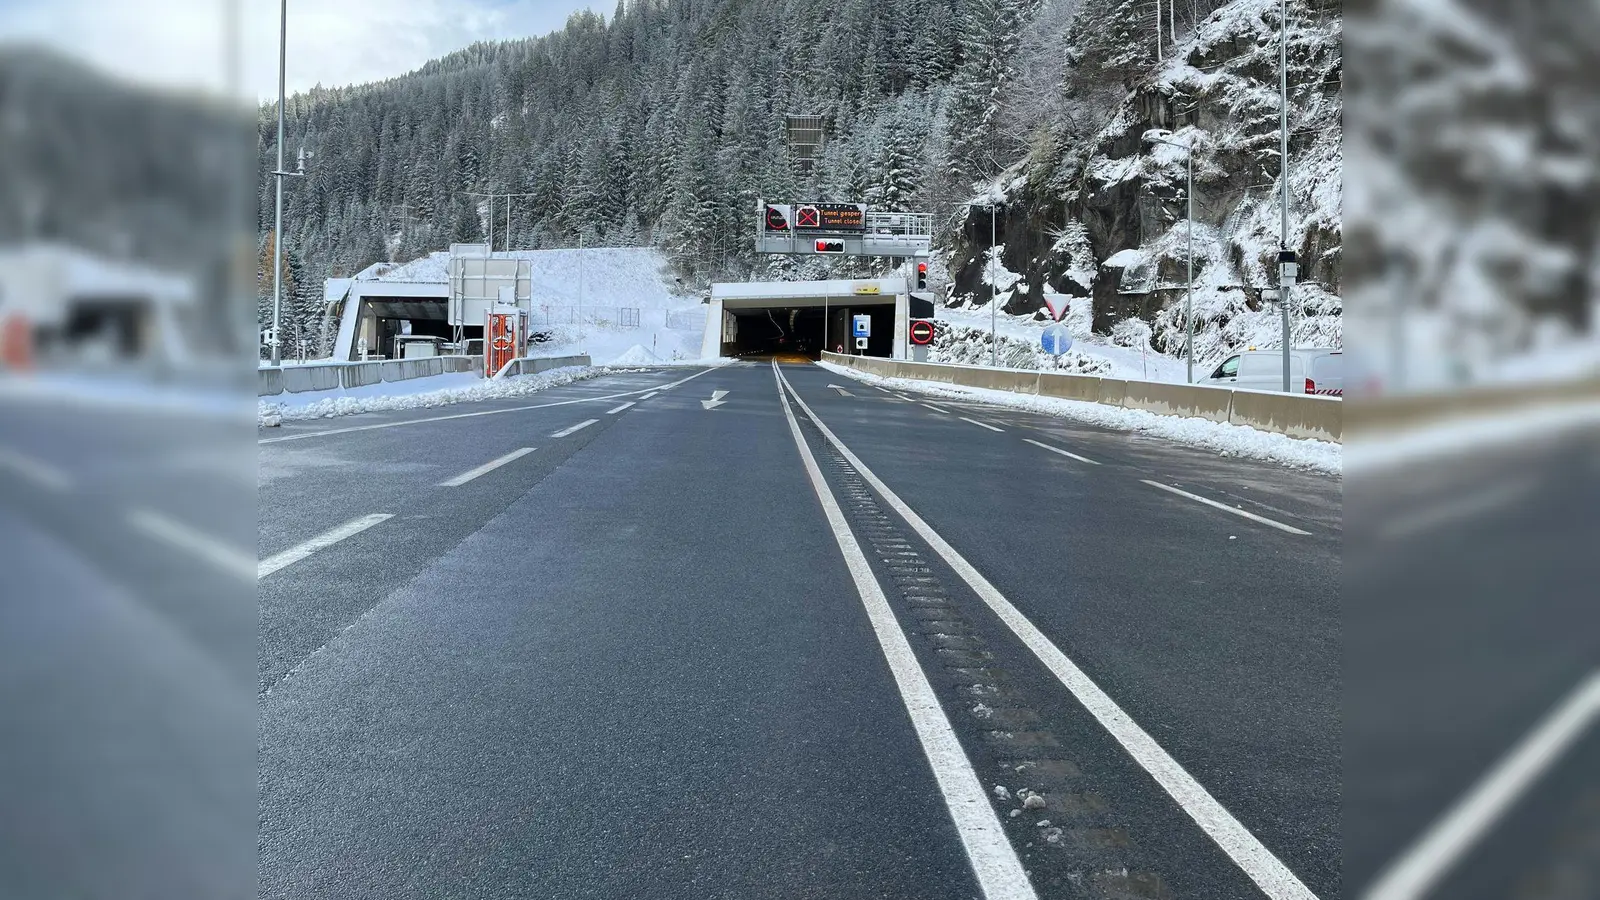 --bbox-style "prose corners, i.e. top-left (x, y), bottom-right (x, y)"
top-left (260, 356), bottom-right (486, 397)
top-left (822, 352), bottom-right (1343, 442)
